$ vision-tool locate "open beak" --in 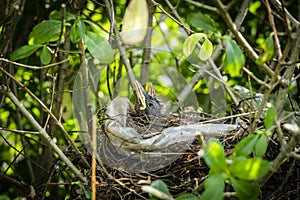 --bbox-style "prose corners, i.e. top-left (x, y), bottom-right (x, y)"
top-left (134, 80), bottom-right (147, 111)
